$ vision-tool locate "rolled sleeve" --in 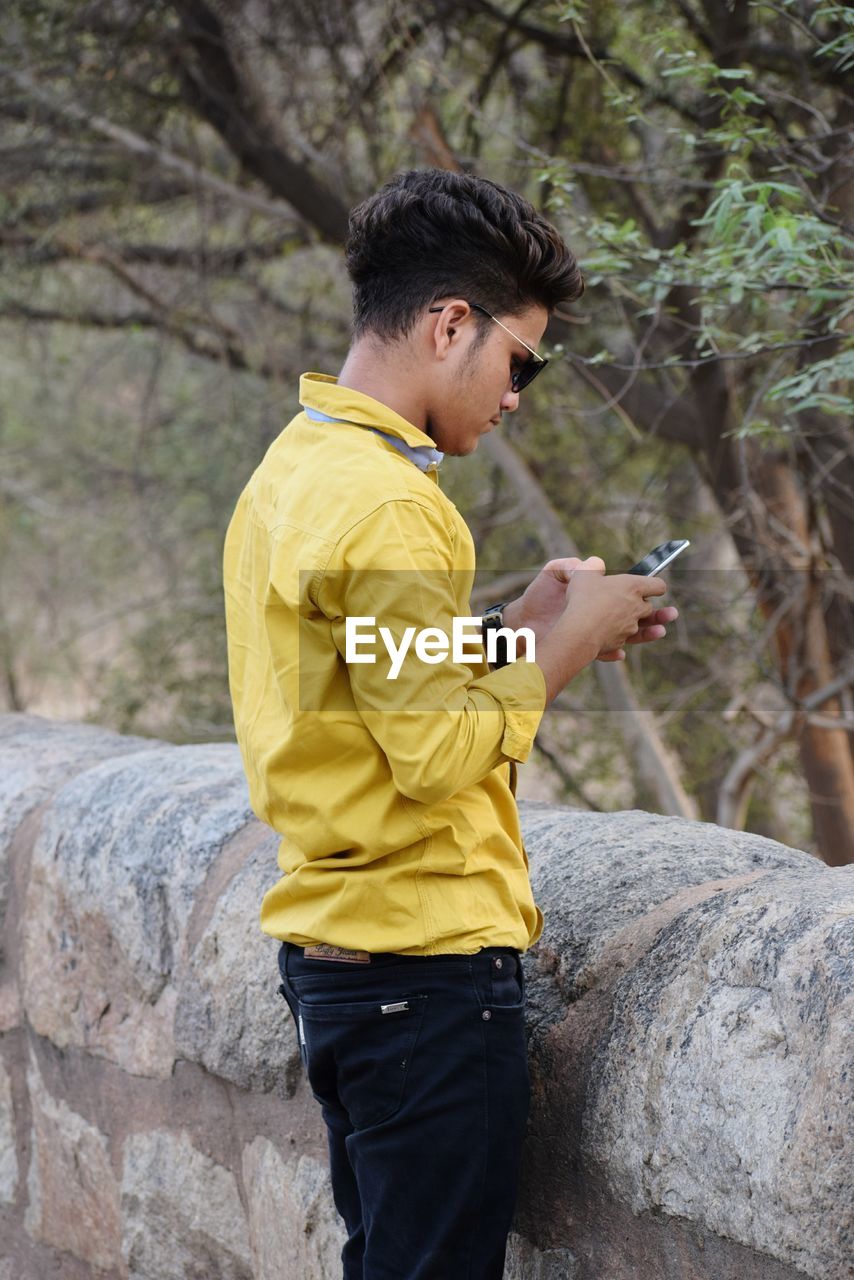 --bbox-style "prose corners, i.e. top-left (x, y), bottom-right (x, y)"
top-left (481, 659), bottom-right (547, 763)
